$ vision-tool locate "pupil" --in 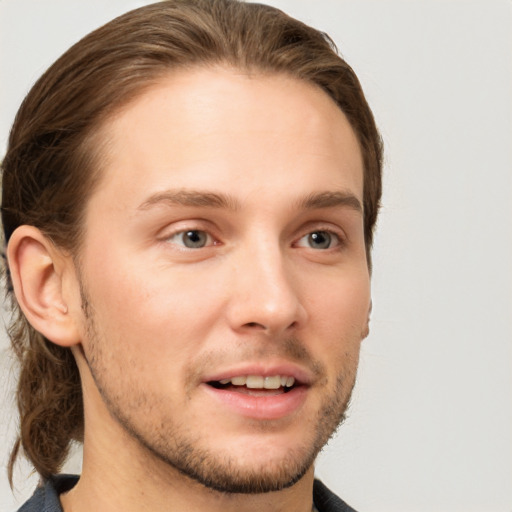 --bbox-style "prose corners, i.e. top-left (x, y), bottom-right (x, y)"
top-left (309, 231), bottom-right (330, 249)
top-left (184, 230), bottom-right (206, 248)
